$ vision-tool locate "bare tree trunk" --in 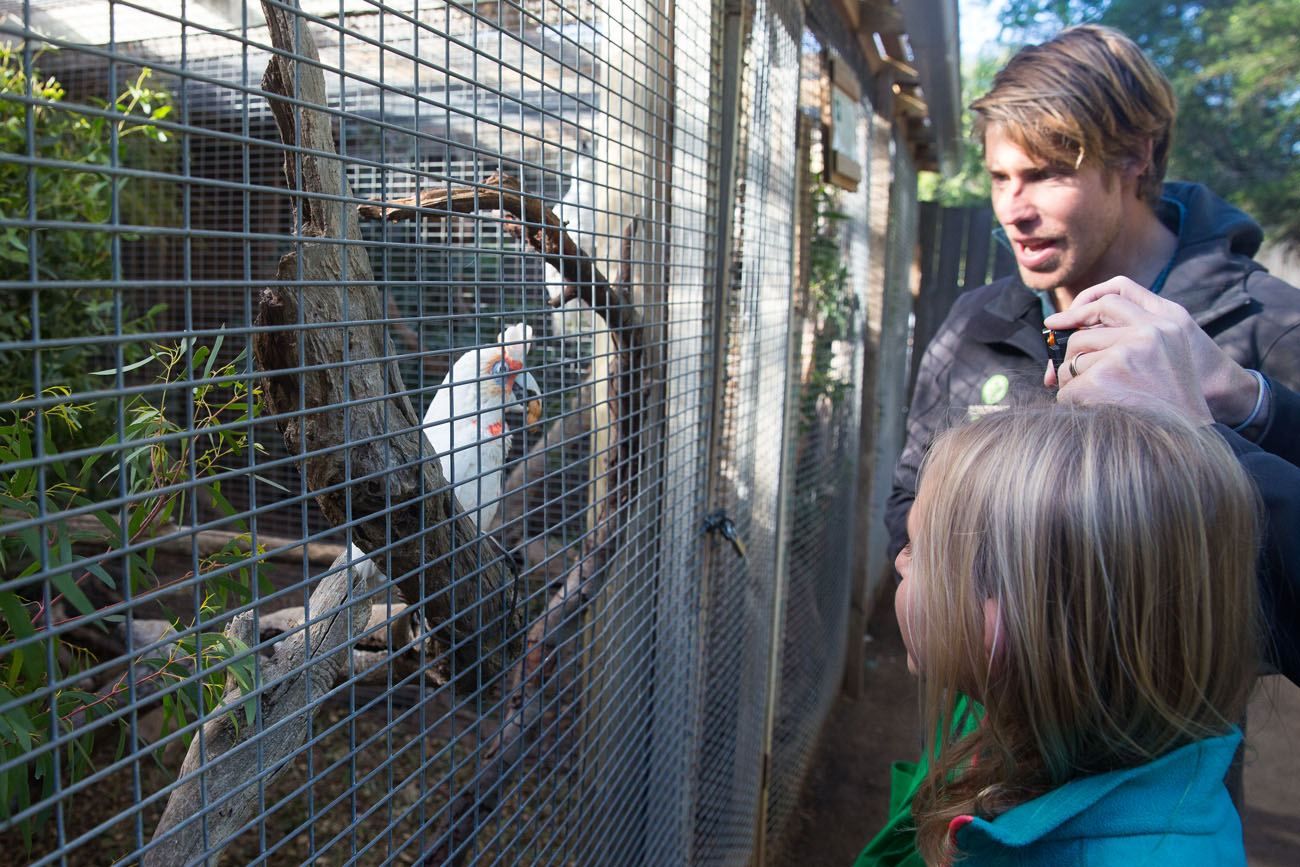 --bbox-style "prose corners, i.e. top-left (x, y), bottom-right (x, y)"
top-left (252, 0), bottom-right (519, 687)
top-left (145, 552), bottom-right (377, 866)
